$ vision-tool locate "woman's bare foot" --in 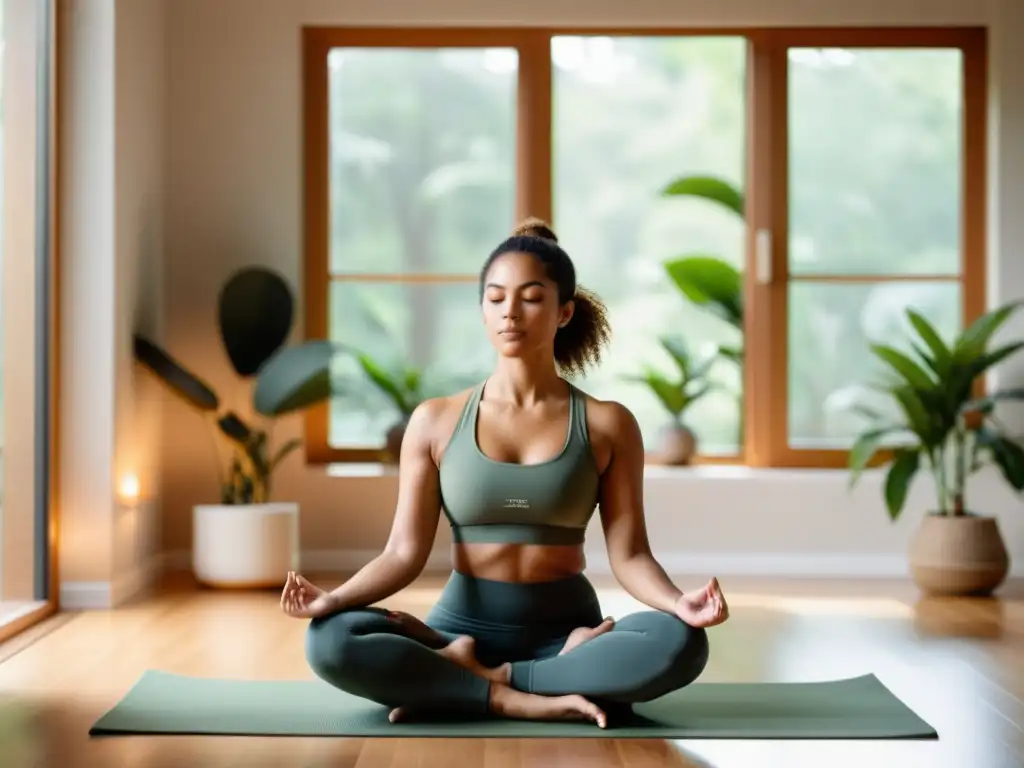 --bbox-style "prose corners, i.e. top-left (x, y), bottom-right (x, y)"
top-left (489, 683), bottom-right (607, 728)
top-left (438, 635), bottom-right (510, 684)
top-left (558, 617), bottom-right (615, 655)
top-left (388, 636), bottom-right (510, 724)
